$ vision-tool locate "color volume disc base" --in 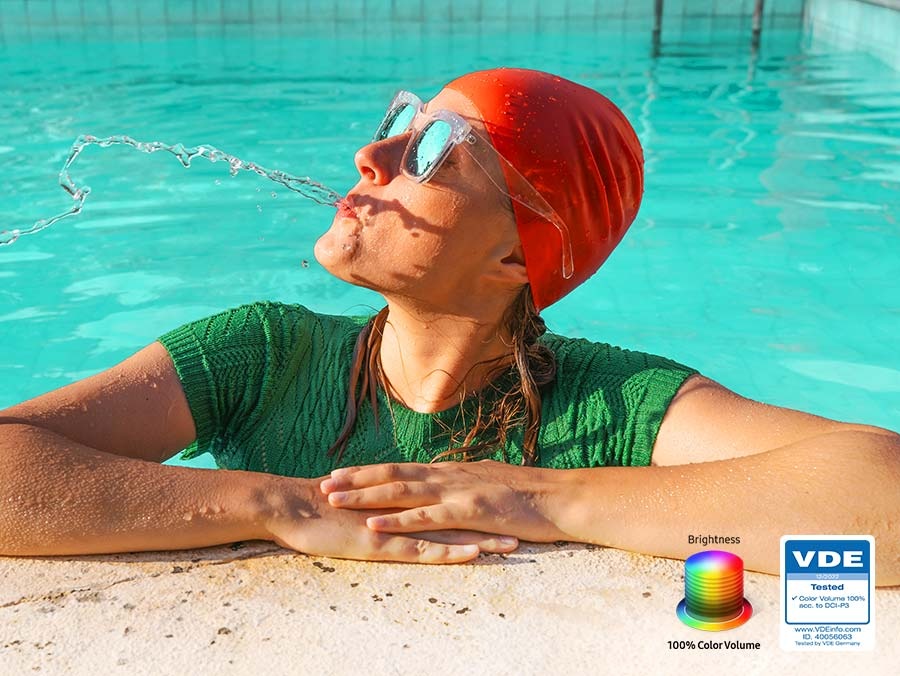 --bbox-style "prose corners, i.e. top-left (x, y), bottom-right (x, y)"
top-left (676, 599), bottom-right (753, 631)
